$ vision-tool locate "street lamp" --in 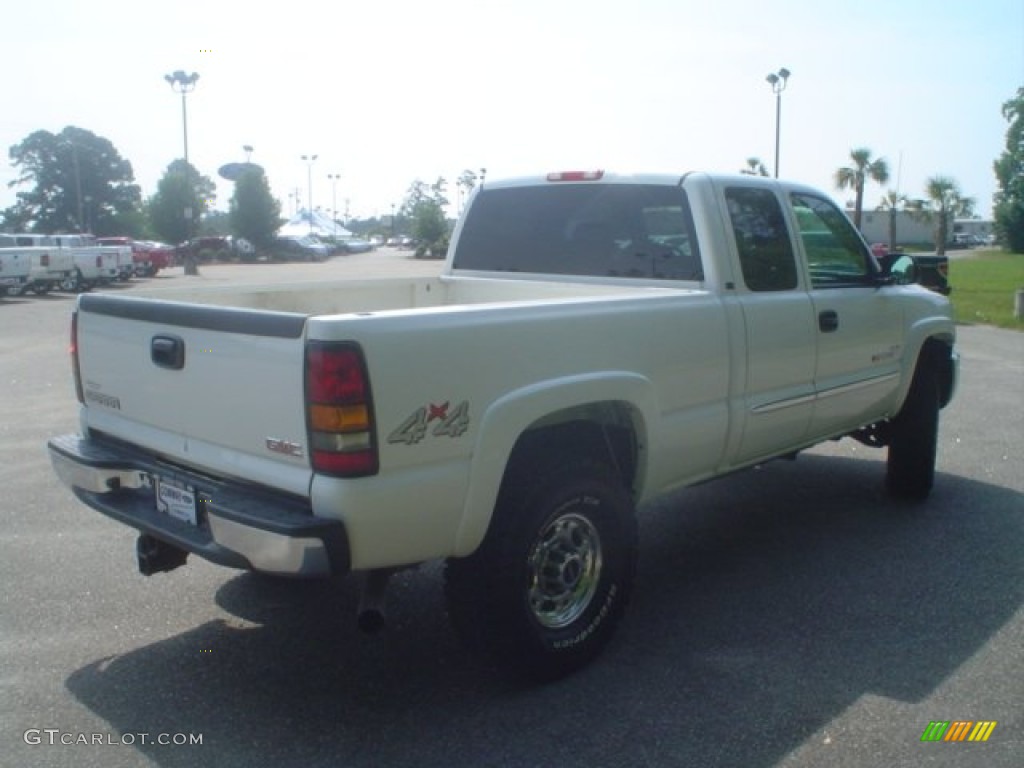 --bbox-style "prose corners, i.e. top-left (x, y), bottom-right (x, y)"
top-left (165, 70), bottom-right (200, 273)
top-left (327, 173), bottom-right (341, 236)
top-left (165, 71), bottom-right (200, 164)
top-left (301, 154), bottom-right (318, 234)
top-left (765, 67), bottom-right (790, 179)
top-left (243, 144), bottom-right (253, 164)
